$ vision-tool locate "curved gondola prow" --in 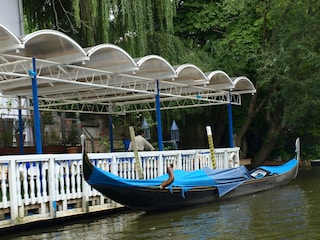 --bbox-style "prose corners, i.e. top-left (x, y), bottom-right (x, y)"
top-left (293, 137), bottom-right (301, 179)
top-left (160, 164), bottom-right (175, 189)
top-left (295, 137), bottom-right (300, 162)
top-left (81, 135), bottom-right (94, 181)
